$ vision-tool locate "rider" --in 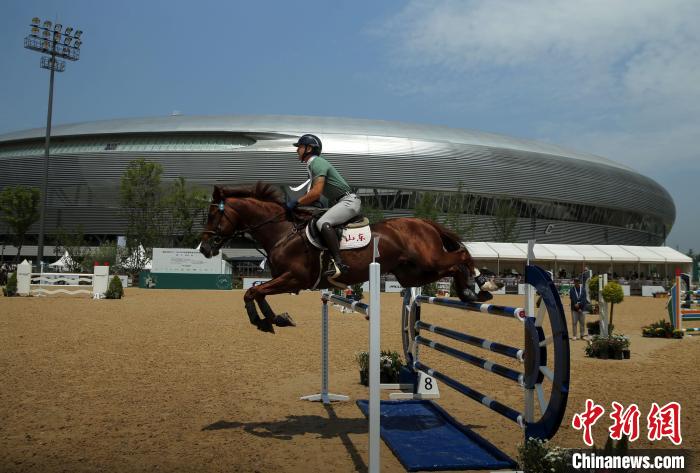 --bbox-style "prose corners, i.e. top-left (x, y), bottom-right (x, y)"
top-left (286, 134), bottom-right (361, 277)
